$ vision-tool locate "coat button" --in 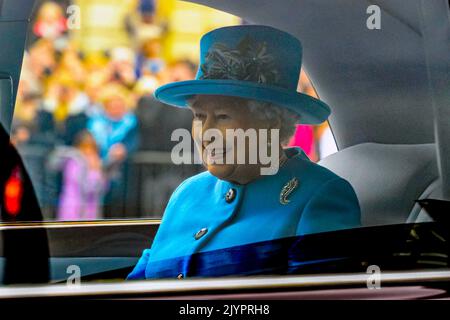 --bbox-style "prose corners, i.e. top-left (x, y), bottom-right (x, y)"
top-left (194, 228), bottom-right (208, 240)
top-left (225, 188), bottom-right (236, 203)
top-left (177, 273), bottom-right (184, 279)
